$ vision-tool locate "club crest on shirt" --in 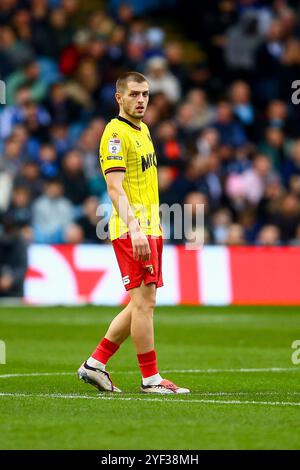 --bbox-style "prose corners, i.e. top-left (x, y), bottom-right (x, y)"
top-left (109, 138), bottom-right (121, 154)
